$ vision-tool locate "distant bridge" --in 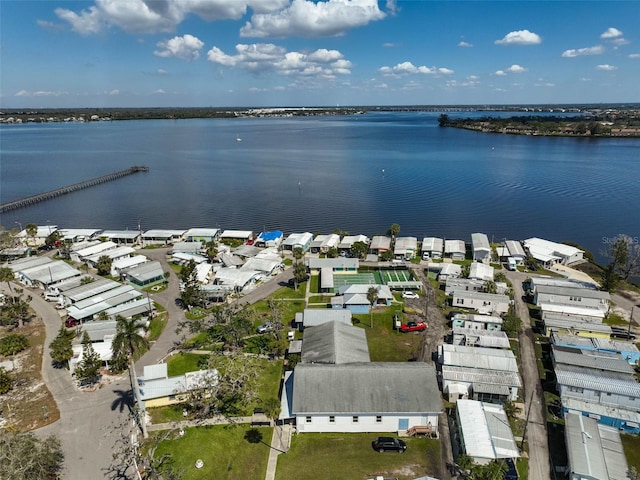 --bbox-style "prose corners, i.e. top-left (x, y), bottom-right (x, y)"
top-left (0, 166), bottom-right (149, 214)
